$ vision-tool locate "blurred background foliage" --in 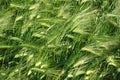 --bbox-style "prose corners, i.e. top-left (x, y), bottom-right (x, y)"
top-left (0, 0), bottom-right (120, 80)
